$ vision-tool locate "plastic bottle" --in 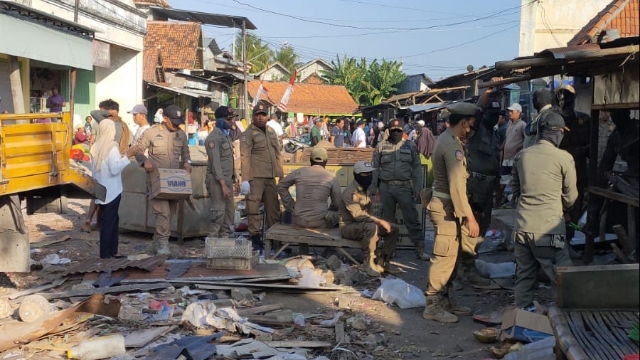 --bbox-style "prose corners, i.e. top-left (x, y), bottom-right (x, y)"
top-left (67, 334), bottom-right (126, 360)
